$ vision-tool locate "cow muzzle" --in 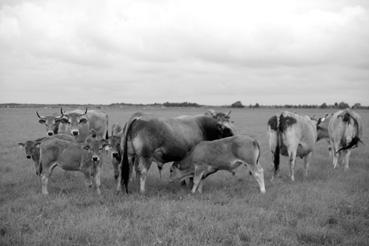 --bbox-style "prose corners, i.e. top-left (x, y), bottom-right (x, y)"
top-left (92, 156), bottom-right (99, 162)
top-left (112, 152), bottom-right (119, 158)
top-left (26, 155), bottom-right (31, 159)
top-left (72, 130), bottom-right (79, 136)
top-left (47, 131), bottom-right (54, 136)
